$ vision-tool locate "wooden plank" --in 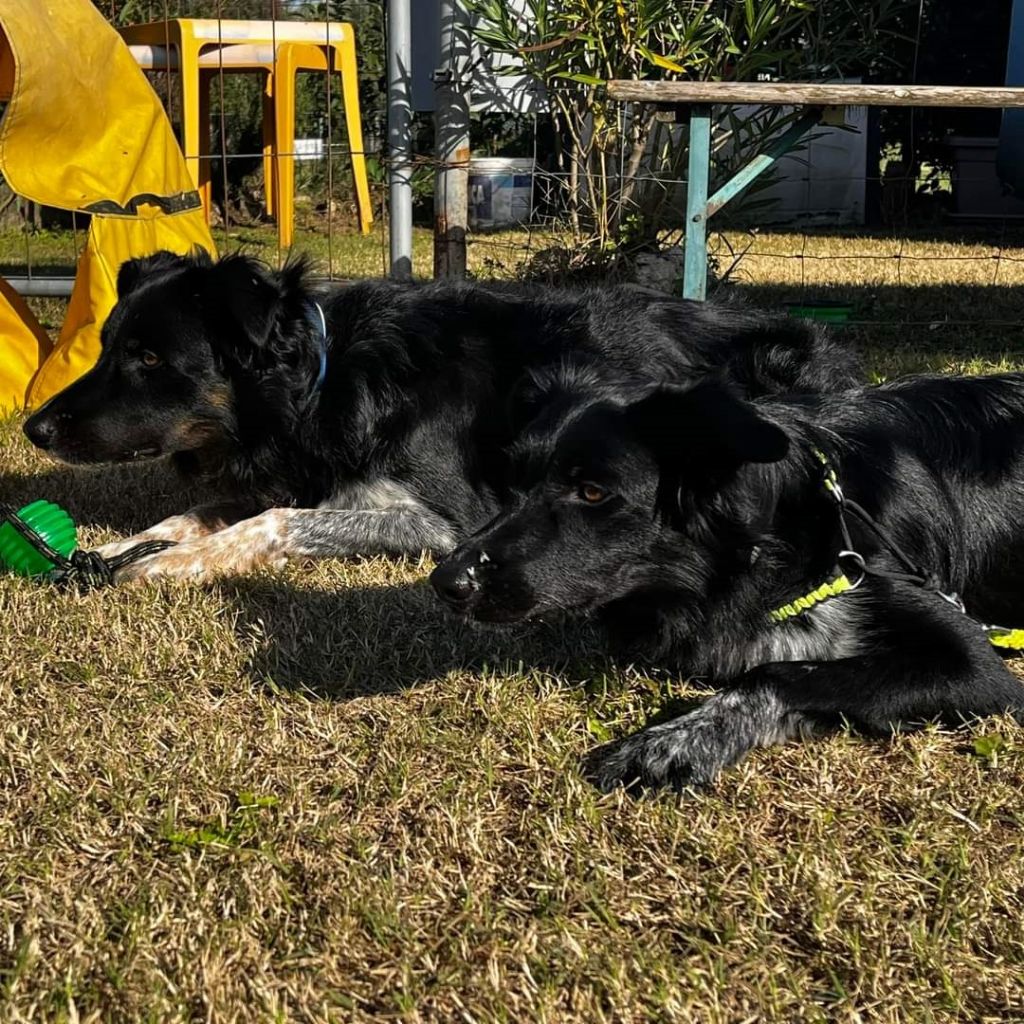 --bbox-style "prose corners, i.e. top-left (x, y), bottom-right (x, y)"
top-left (607, 81), bottom-right (1024, 108)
